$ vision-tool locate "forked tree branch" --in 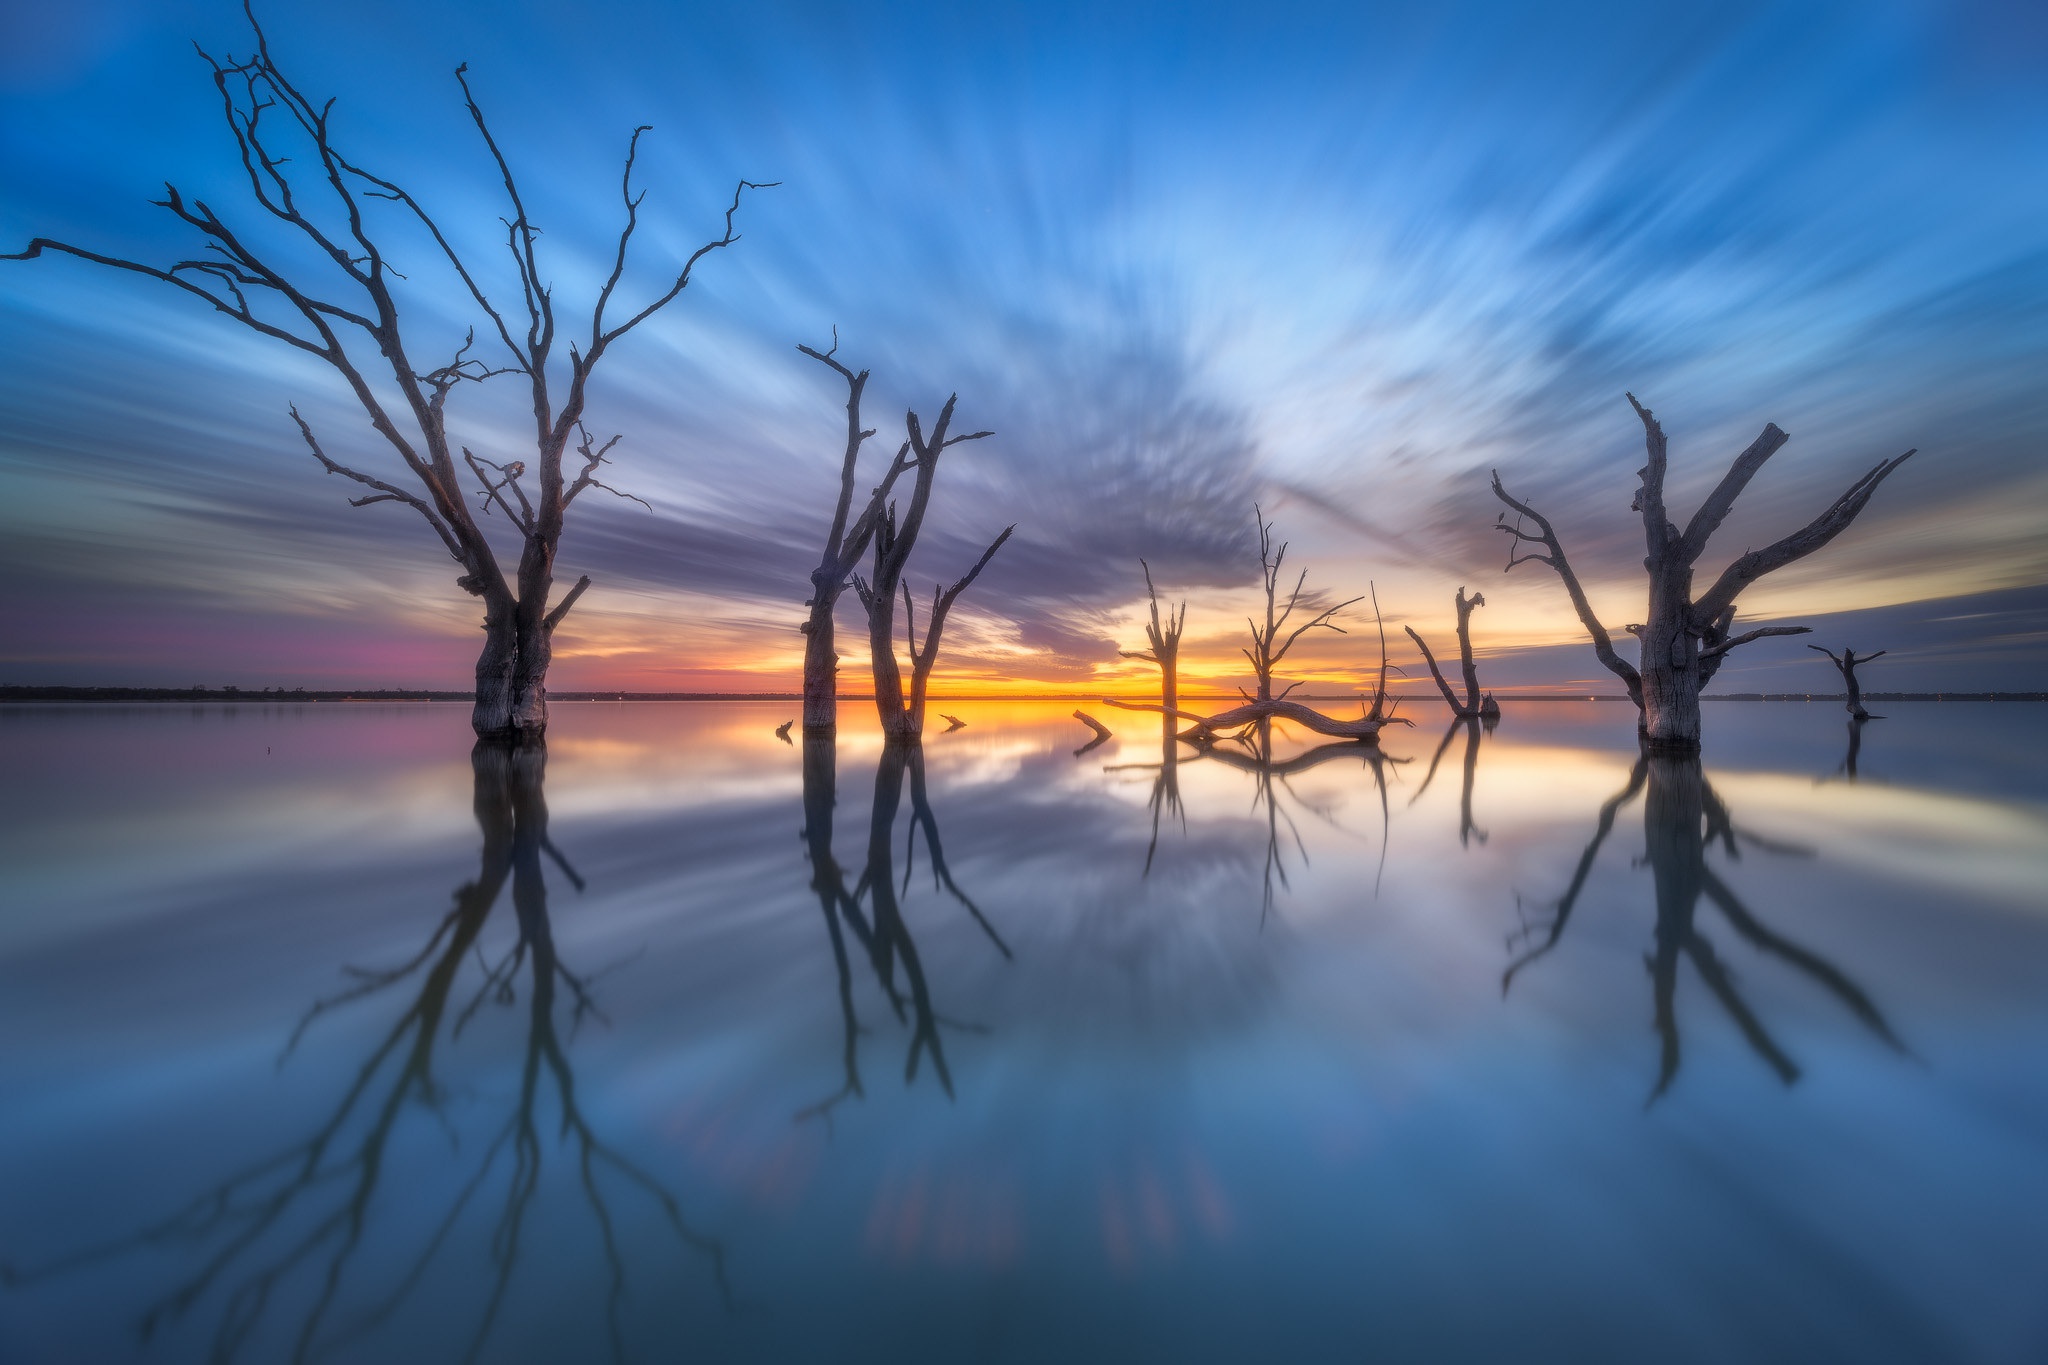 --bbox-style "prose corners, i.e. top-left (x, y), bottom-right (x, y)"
top-left (1490, 472), bottom-right (1644, 708)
